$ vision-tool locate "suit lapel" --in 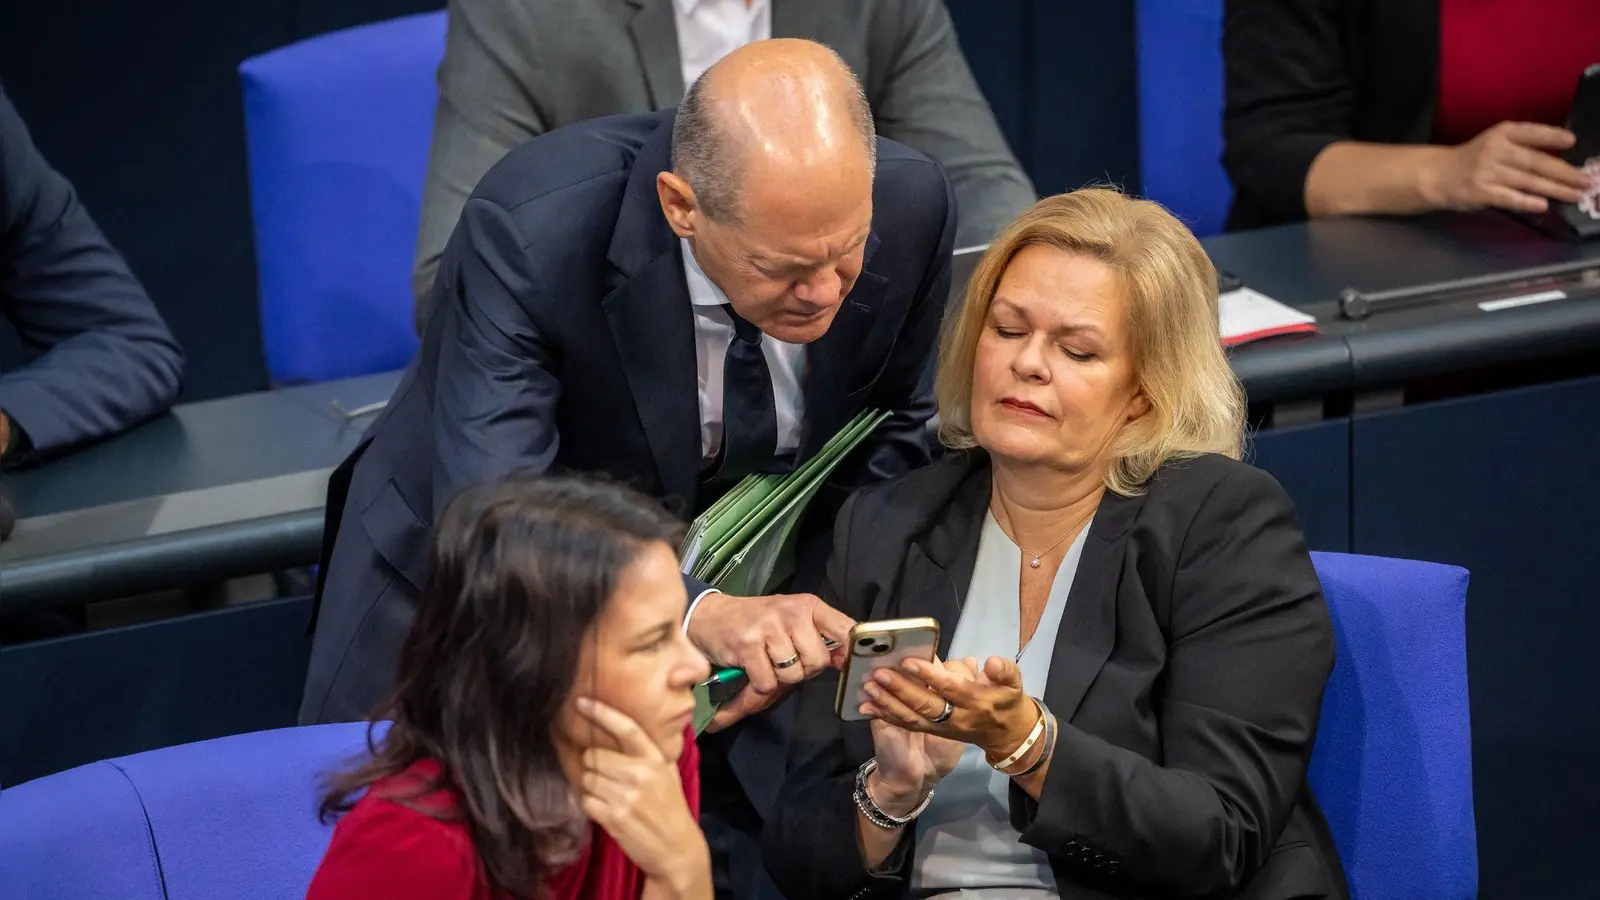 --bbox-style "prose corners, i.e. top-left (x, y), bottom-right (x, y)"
top-left (897, 454), bottom-right (990, 657)
top-left (903, 451), bottom-right (1145, 724)
top-left (1041, 490), bottom-right (1141, 723)
top-left (603, 118), bottom-right (700, 510)
top-left (625, 0), bottom-right (686, 108)
top-left (799, 234), bottom-right (887, 461)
